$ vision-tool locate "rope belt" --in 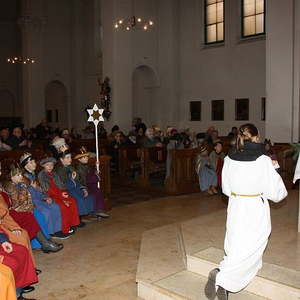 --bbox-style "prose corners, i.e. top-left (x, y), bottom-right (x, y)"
top-left (231, 192), bottom-right (263, 197)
